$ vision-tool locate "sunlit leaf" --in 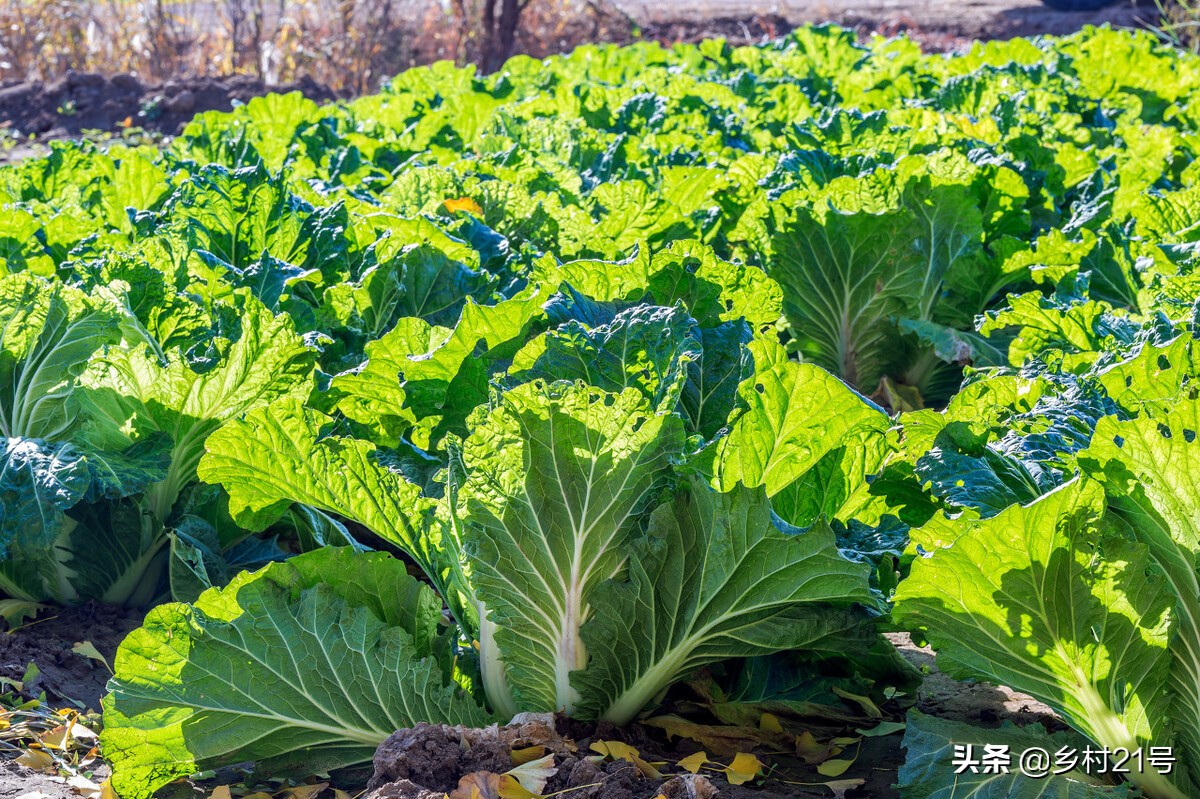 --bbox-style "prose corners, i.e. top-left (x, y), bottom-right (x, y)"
top-left (723, 752), bottom-right (763, 786)
top-left (71, 641), bottom-right (112, 673)
top-left (677, 751), bottom-right (707, 774)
